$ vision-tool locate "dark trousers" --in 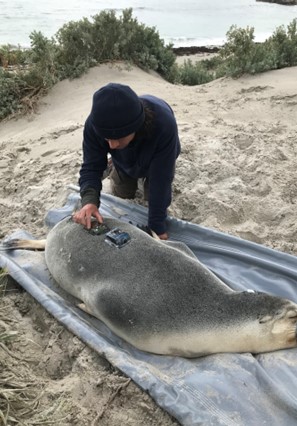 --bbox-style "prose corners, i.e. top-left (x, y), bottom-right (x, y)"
top-left (109, 166), bottom-right (149, 201)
